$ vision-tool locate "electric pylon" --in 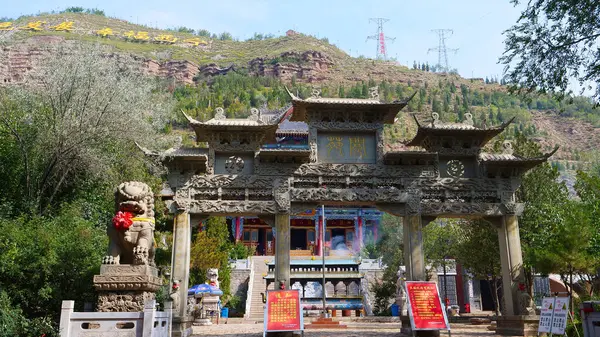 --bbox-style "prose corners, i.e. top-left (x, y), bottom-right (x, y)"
top-left (367, 18), bottom-right (395, 60)
top-left (428, 29), bottom-right (458, 72)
